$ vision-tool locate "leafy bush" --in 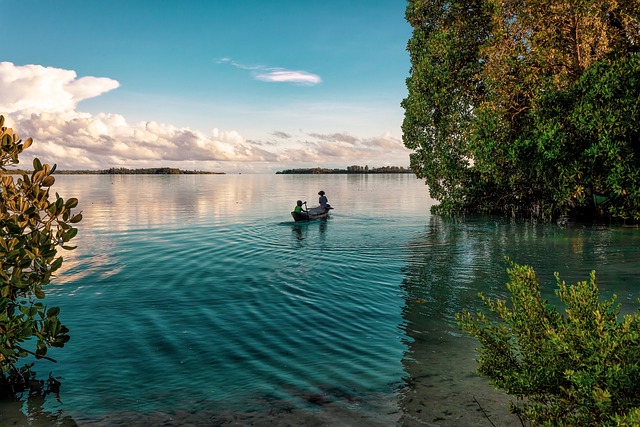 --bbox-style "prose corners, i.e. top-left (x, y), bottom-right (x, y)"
top-left (403, 0), bottom-right (640, 221)
top-left (457, 259), bottom-right (640, 426)
top-left (0, 115), bottom-right (82, 396)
